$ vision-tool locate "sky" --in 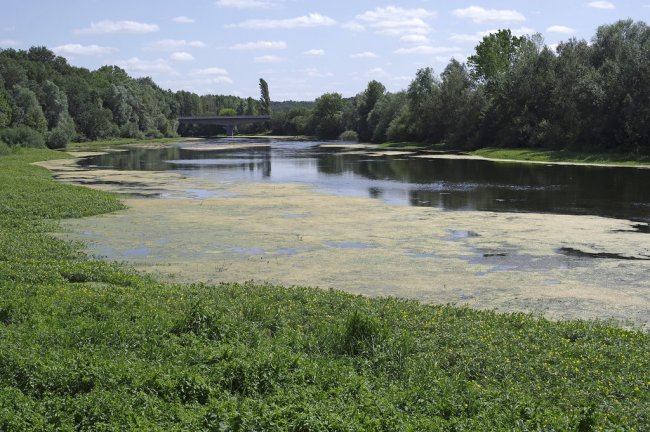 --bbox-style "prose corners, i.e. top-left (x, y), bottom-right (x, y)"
top-left (1, 1), bottom-right (649, 101)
